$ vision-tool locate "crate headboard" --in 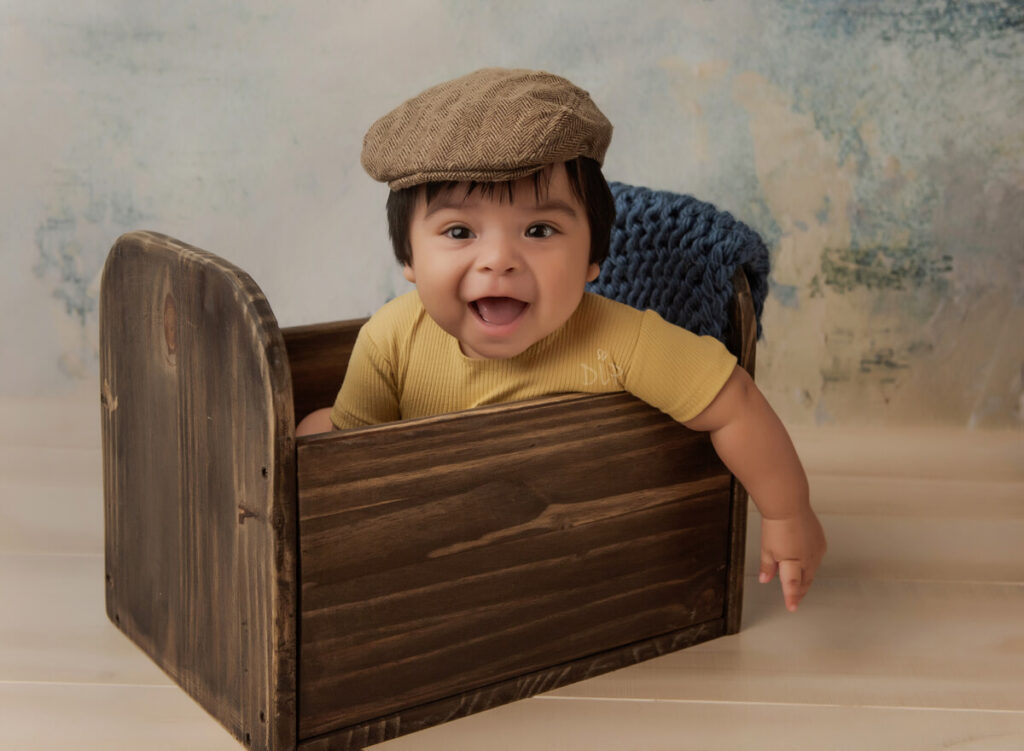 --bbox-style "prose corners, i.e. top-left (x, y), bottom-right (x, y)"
top-left (100, 231), bottom-right (298, 750)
